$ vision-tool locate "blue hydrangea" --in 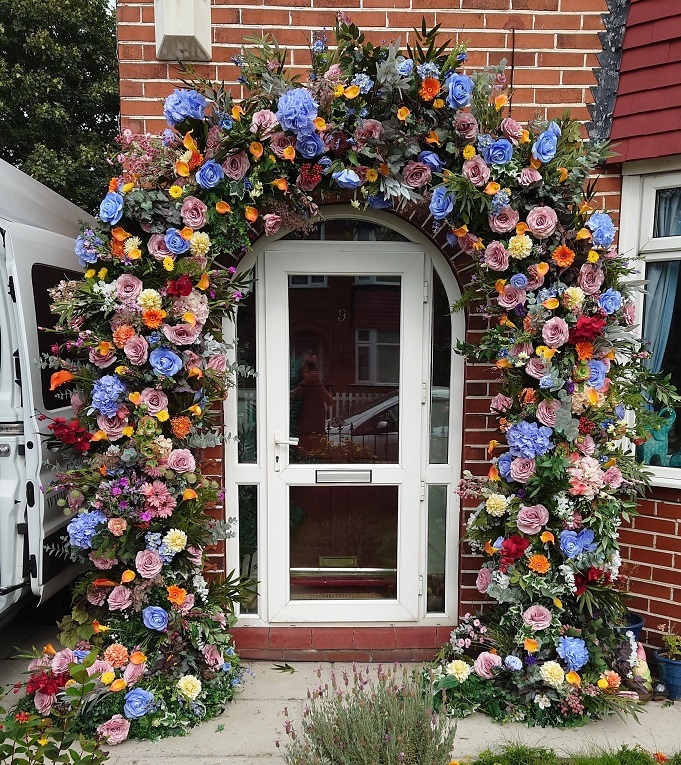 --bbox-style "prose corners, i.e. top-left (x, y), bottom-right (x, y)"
top-left (587, 212), bottom-right (617, 248)
top-left (67, 509), bottom-right (106, 550)
top-left (476, 134), bottom-right (494, 152)
top-left (395, 58), bottom-right (413, 76)
top-left (505, 420), bottom-right (554, 459)
top-left (75, 230), bottom-right (102, 267)
top-left (557, 636), bottom-right (590, 671)
top-left (124, 688), bottom-right (155, 719)
top-left (538, 286), bottom-right (558, 302)
top-left (532, 121), bottom-right (561, 163)
top-left (368, 195), bottom-right (392, 210)
top-left (91, 375), bottom-right (126, 418)
top-left (161, 129), bottom-right (175, 147)
top-left (417, 62), bottom-right (440, 80)
top-left (351, 73), bottom-right (374, 94)
top-left (276, 88), bottom-right (318, 135)
top-left (504, 655), bottom-right (523, 671)
top-left (598, 287), bottom-right (622, 314)
top-left (145, 532), bottom-right (162, 550)
top-left (490, 189), bottom-right (511, 214)
top-left (163, 89), bottom-right (207, 127)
